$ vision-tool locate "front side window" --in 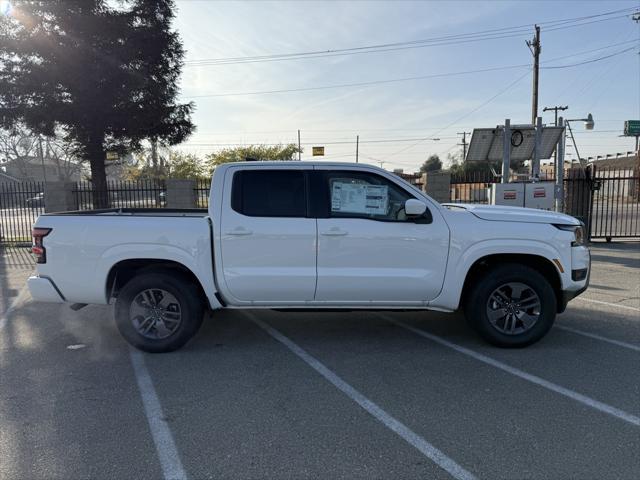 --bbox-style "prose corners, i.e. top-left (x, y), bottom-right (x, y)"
top-left (324, 171), bottom-right (415, 221)
top-left (231, 170), bottom-right (306, 217)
